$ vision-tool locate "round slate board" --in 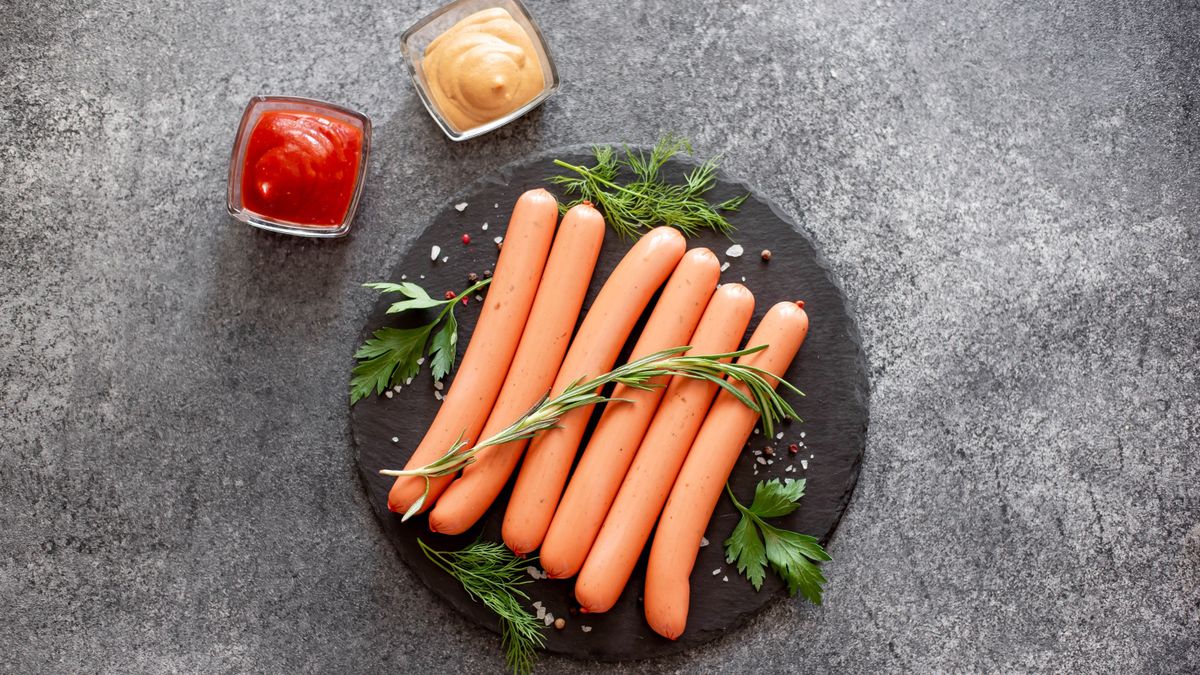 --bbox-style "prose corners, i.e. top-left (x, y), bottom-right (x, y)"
top-left (351, 146), bottom-right (868, 662)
